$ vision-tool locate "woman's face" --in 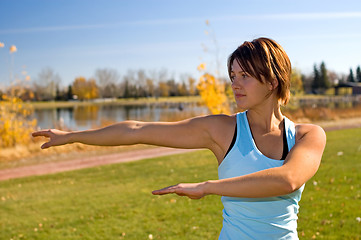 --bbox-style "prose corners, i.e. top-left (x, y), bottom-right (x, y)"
top-left (230, 59), bottom-right (273, 110)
